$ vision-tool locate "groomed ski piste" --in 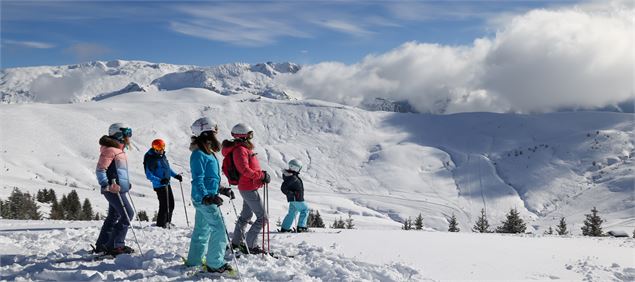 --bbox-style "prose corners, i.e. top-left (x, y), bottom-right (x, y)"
top-left (1, 88), bottom-right (634, 281)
